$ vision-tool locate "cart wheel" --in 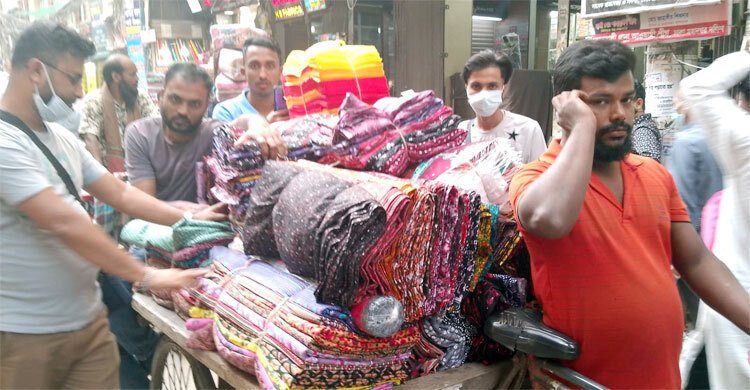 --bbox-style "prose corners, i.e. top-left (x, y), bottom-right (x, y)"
top-left (150, 336), bottom-right (216, 390)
